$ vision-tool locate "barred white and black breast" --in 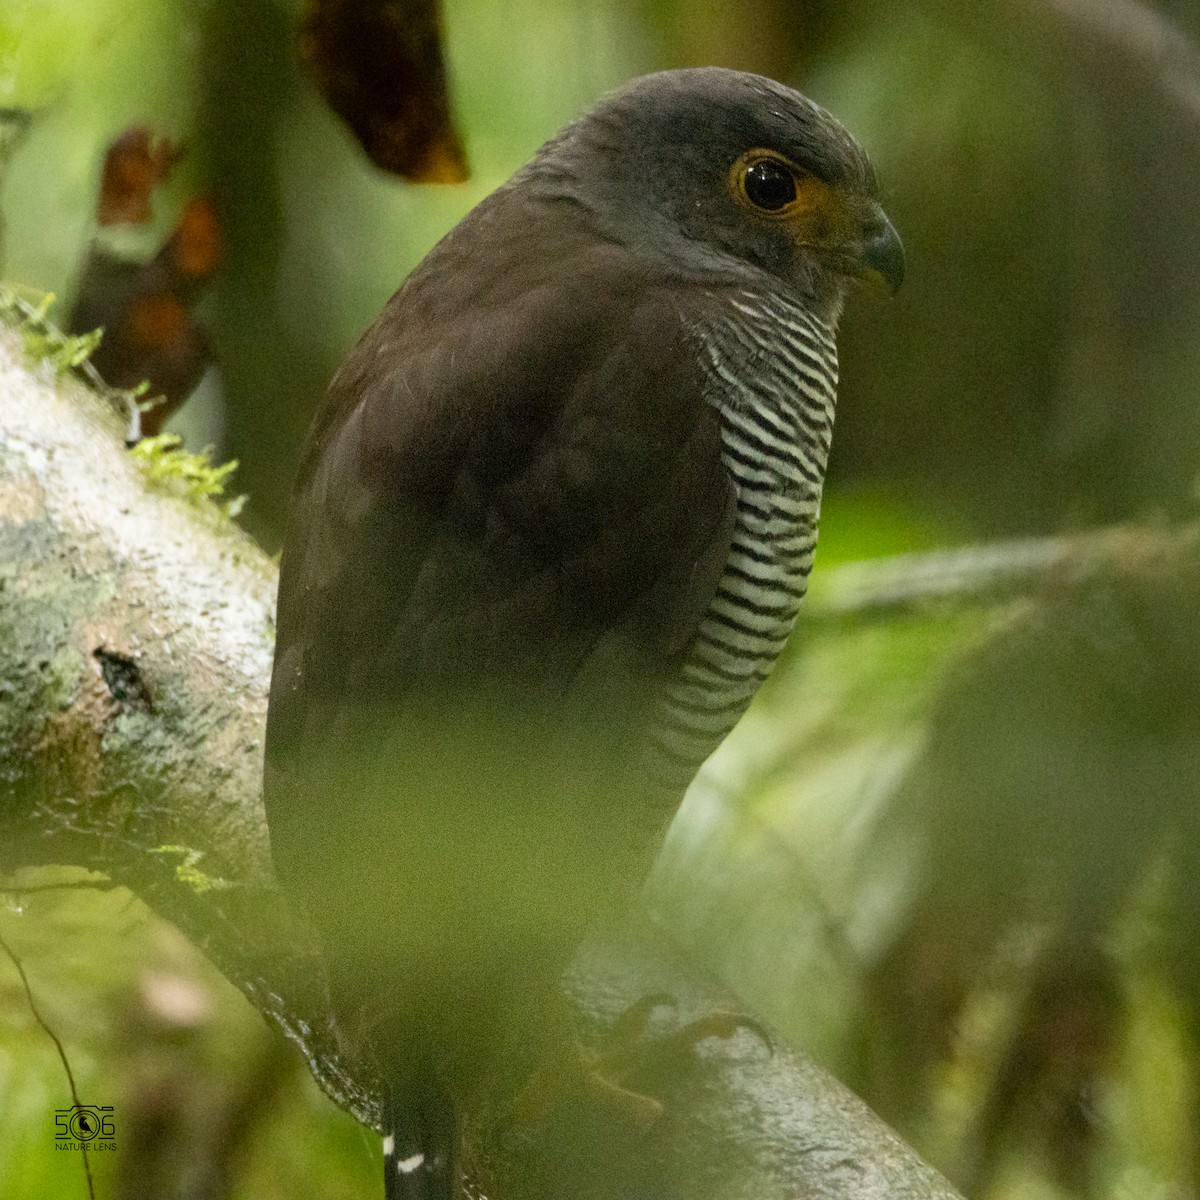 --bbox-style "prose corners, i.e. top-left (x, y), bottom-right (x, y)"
top-left (647, 288), bottom-right (839, 789)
